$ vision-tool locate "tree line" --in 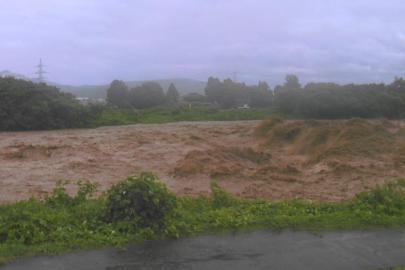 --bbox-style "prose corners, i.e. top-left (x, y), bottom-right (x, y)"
top-left (107, 80), bottom-right (179, 109)
top-left (274, 75), bottom-right (404, 119)
top-left (0, 76), bottom-right (102, 131)
top-left (204, 75), bottom-right (404, 118)
top-left (107, 75), bottom-right (404, 119)
top-left (1, 73), bottom-right (403, 131)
